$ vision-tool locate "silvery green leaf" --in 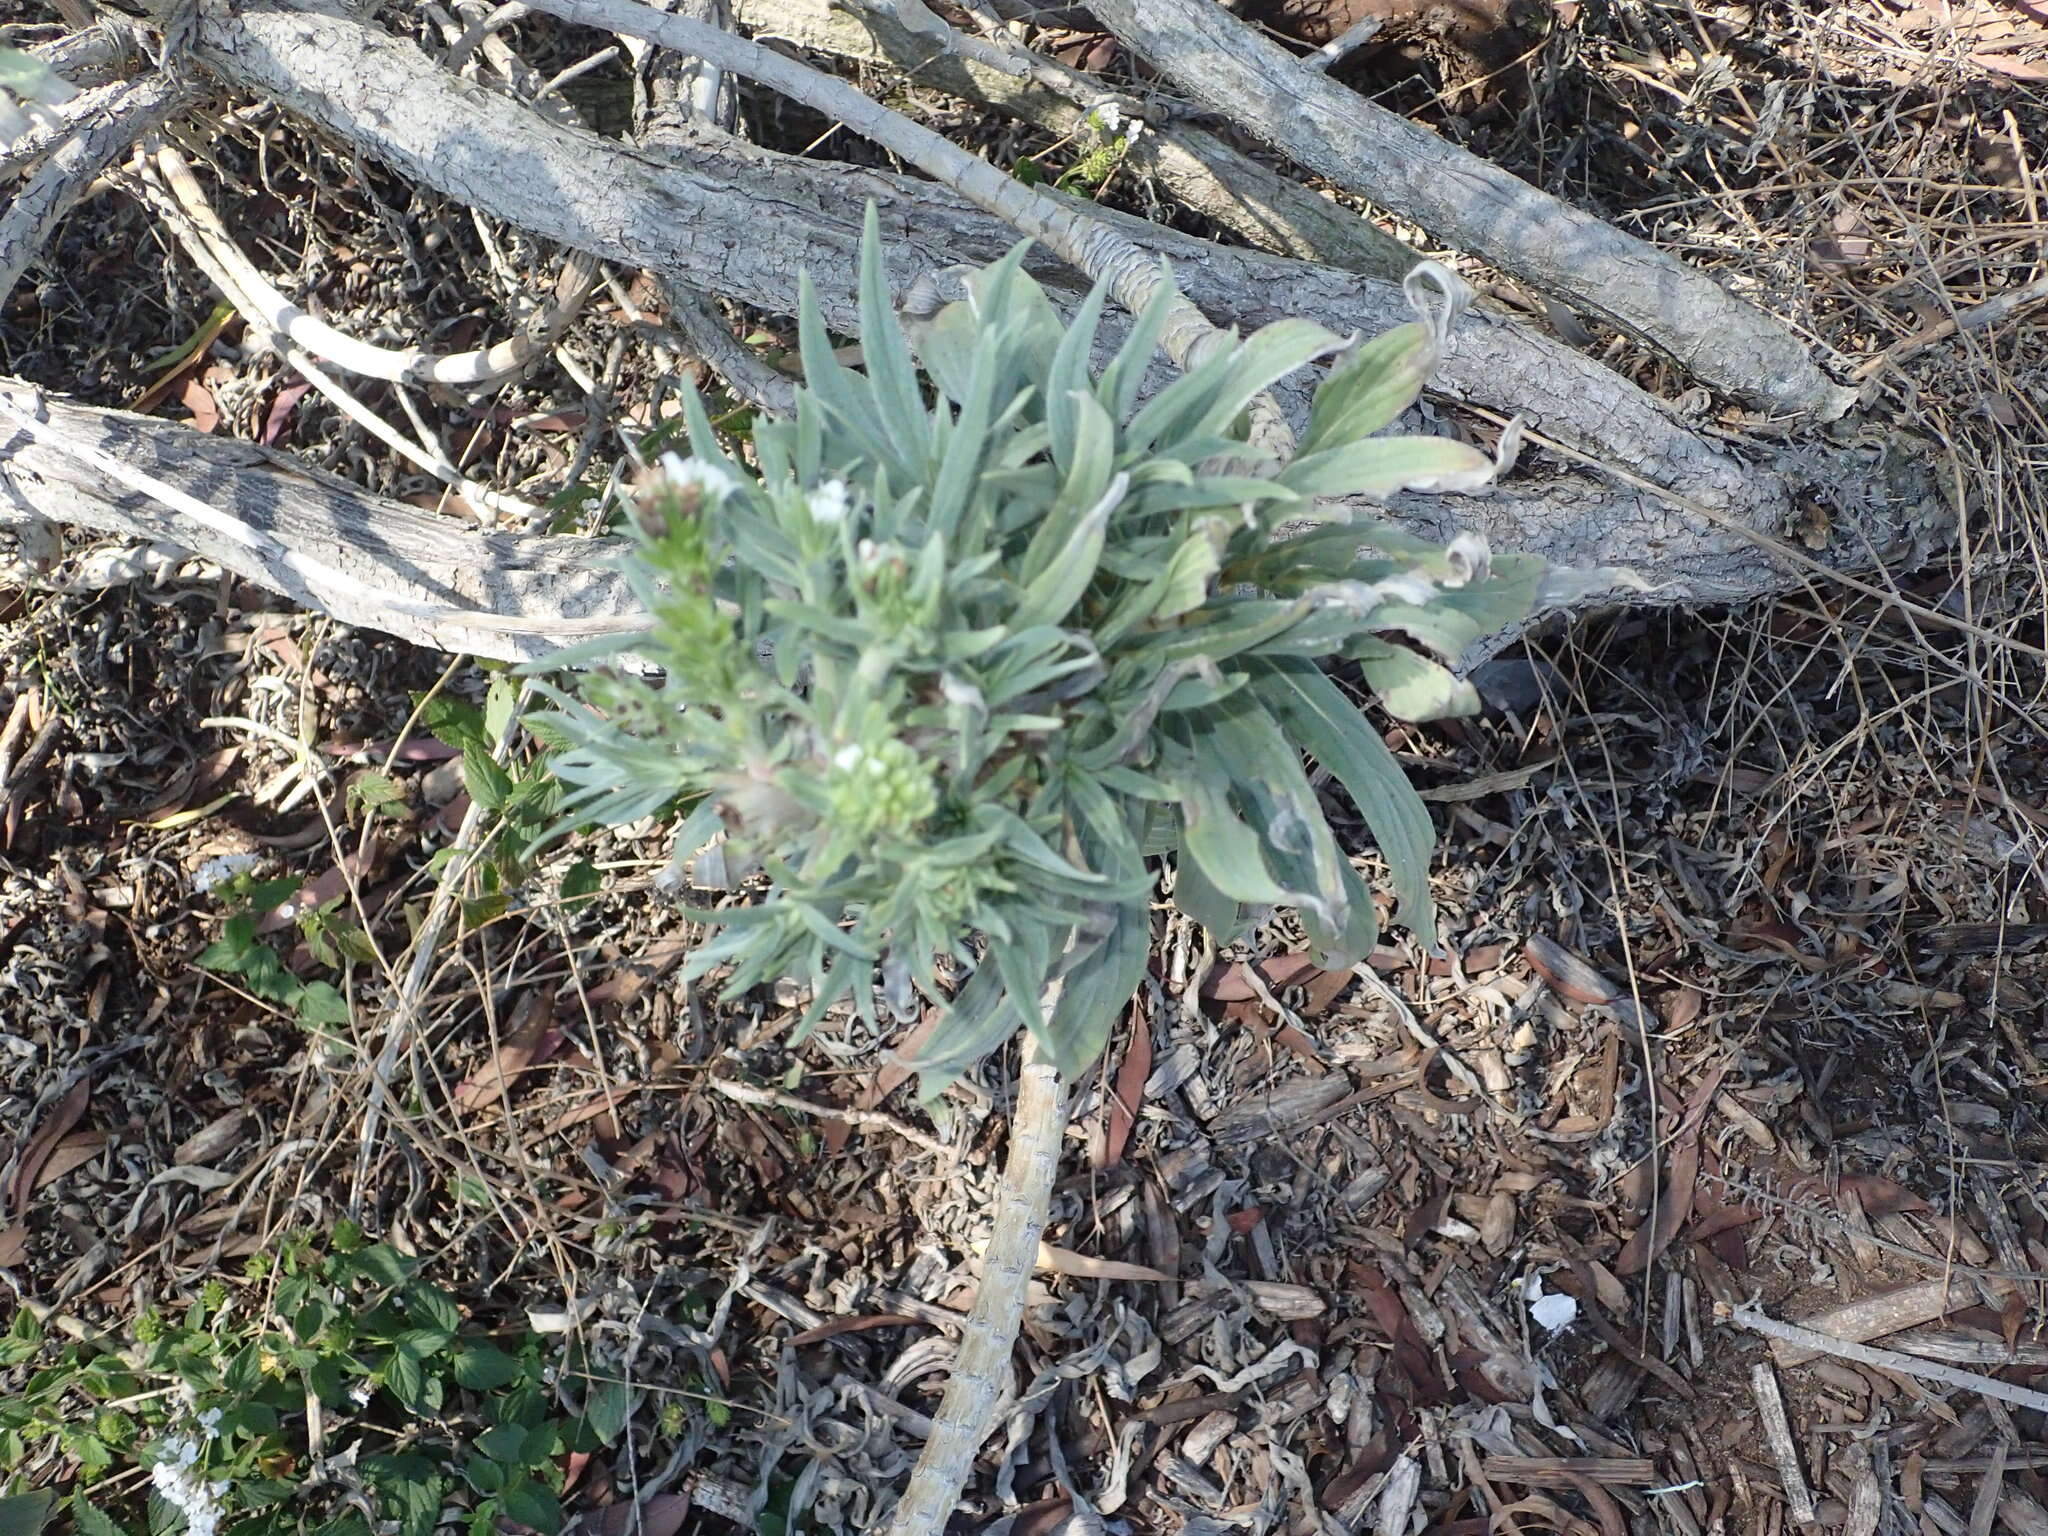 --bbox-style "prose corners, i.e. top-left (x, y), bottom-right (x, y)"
top-left (1279, 434), bottom-right (1496, 499)
top-left (0, 49), bottom-right (74, 104)
top-left (1164, 742), bottom-right (1300, 911)
top-left (1040, 902), bottom-right (1150, 1076)
top-left (1047, 277), bottom-right (1113, 467)
top-left (1169, 848), bottom-right (1251, 943)
top-left (1350, 638), bottom-right (1482, 721)
top-left (1301, 322), bottom-right (1434, 454)
top-left (1124, 334), bottom-right (1251, 455)
top-left (1253, 659), bottom-right (1438, 946)
top-left (1011, 472), bottom-right (1125, 629)
top-left (1199, 701), bottom-right (1356, 946)
top-left (1097, 263), bottom-right (1178, 421)
top-left (1190, 316), bottom-right (1348, 439)
top-left (858, 206), bottom-right (931, 467)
